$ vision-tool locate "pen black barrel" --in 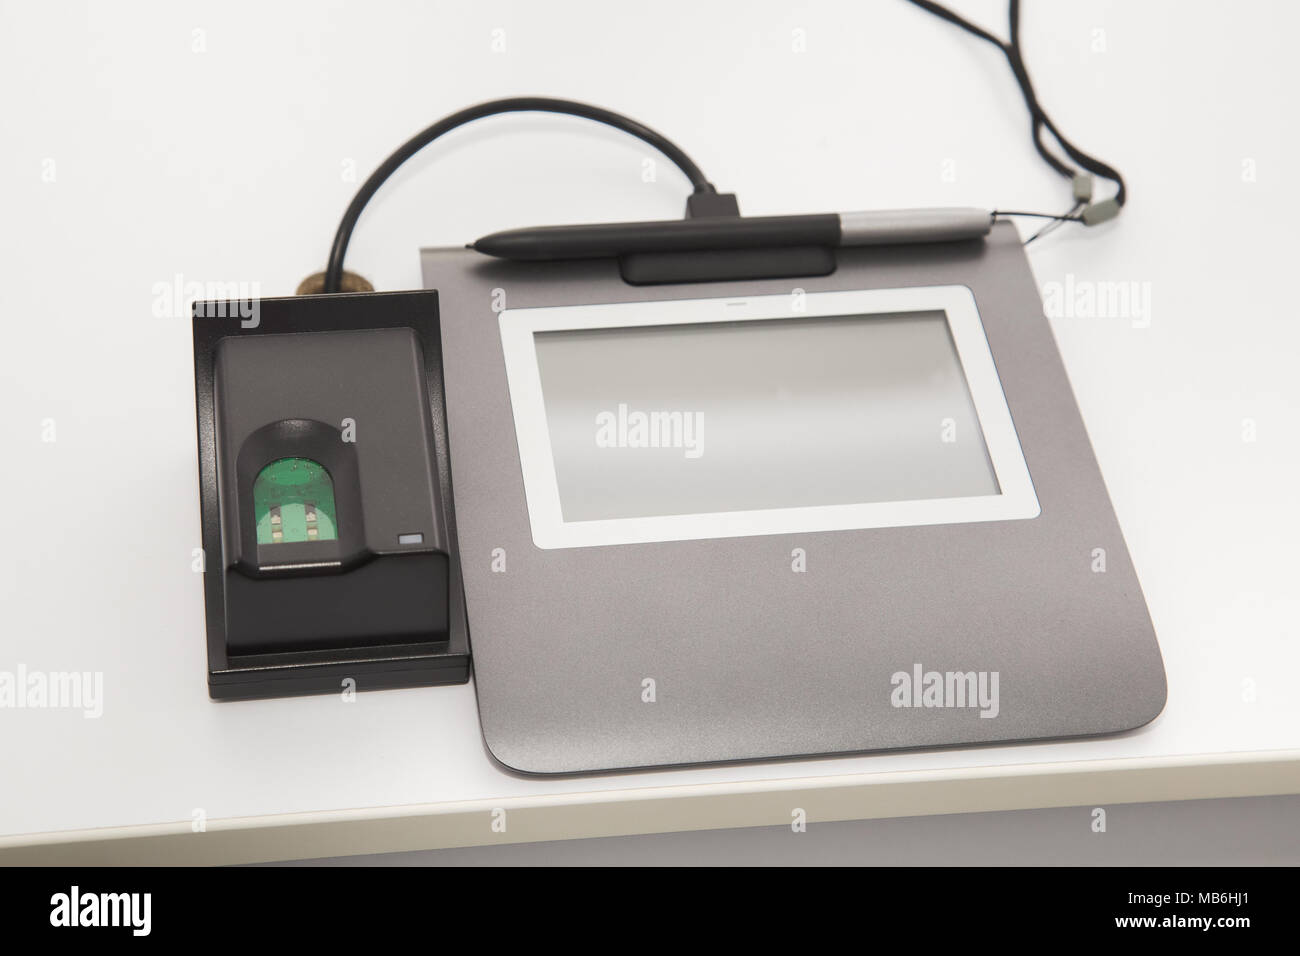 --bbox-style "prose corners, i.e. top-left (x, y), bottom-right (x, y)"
top-left (475, 214), bottom-right (842, 260)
